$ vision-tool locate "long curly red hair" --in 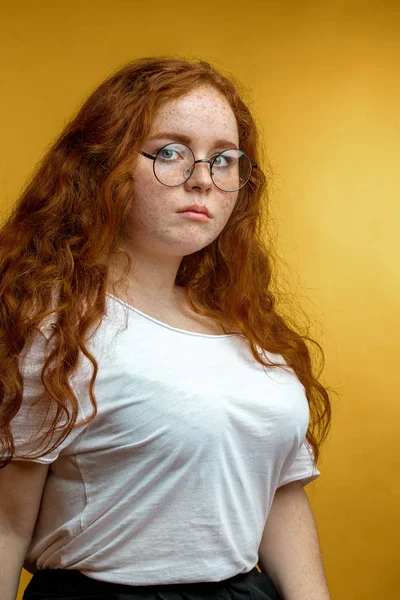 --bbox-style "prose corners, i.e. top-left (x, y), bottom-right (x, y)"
top-left (0, 56), bottom-right (333, 468)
